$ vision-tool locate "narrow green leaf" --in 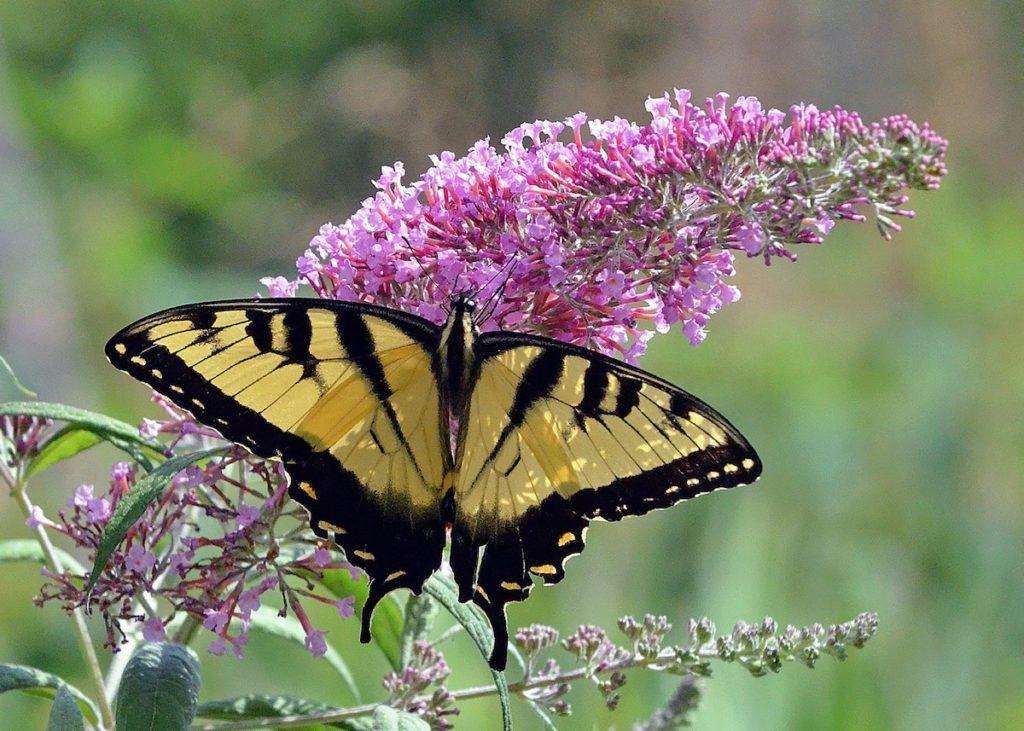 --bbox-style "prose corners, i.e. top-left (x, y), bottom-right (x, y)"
top-left (0, 354), bottom-right (37, 397)
top-left (46, 685), bottom-right (85, 731)
top-left (0, 401), bottom-right (161, 469)
top-left (0, 664), bottom-right (99, 724)
top-left (371, 705), bottom-right (430, 731)
top-left (196, 694), bottom-right (369, 729)
top-left (245, 606), bottom-right (360, 703)
top-left (400, 594), bottom-right (438, 668)
top-left (422, 575), bottom-right (512, 731)
top-left (0, 539), bottom-right (87, 575)
top-left (114, 643), bottom-right (200, 731)
top-left (26, 426), bottom-right (102, 478)
top-left (321, 567), bottom-right (404, 671)
top-left (87, 448), bottom-right (224, 592)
